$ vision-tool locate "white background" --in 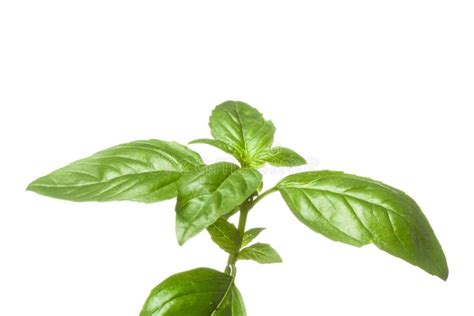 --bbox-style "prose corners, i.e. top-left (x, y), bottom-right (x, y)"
top-left (1, 1), bottom-right (473, 315)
